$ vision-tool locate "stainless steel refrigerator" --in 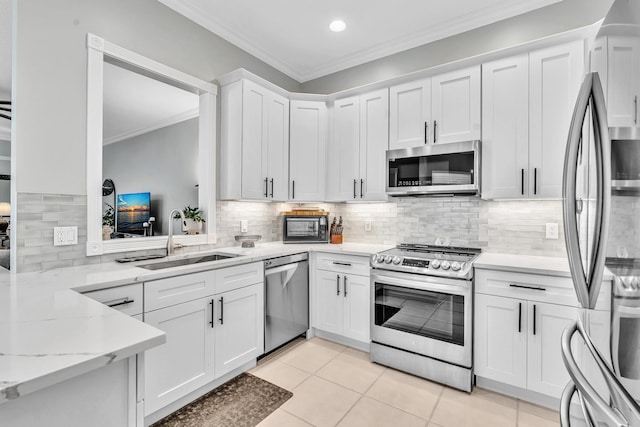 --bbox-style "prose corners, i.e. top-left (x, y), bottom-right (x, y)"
top-left (561, 1), bottom-right (640, 425)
